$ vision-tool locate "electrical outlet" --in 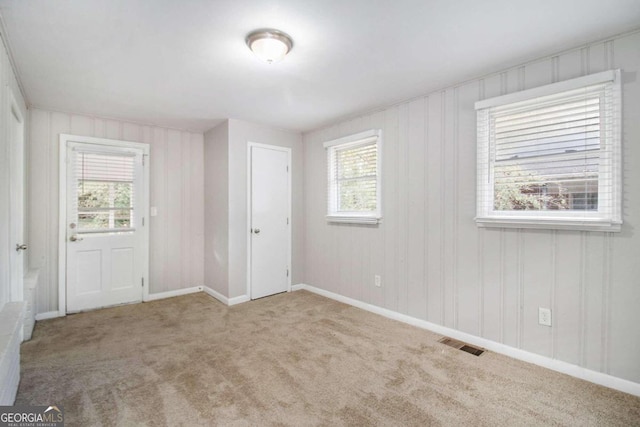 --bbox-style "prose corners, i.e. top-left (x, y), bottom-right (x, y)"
top-left (538, 307), bottom-right (552, 326)
top-left (374, 275), bottom-right (382, 288)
